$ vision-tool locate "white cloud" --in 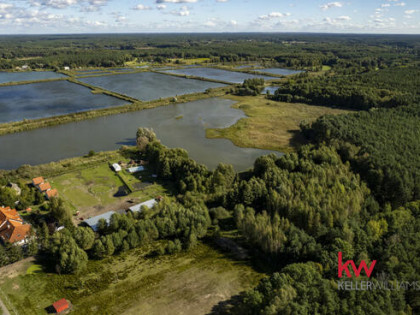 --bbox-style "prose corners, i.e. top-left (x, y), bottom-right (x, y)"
top-left (157, 4), bottom-right (166, 10)
top-left (336, 15), bottom-right (351, 21)
top-left (156, 0), bottom-right (197, 3)
top-left (394, 2), bottom-right (405, 6)
top-left (31, 0), bottom-right (78, 9)
top-left (259, 12), bottom-right (291, 20)
top-left (216, 0), bottom-right (228, 2)
top-left (170, 5), bottom-right (189, 16)
top-left (404, 10), bottom-right (417, 15)
top-left (204, 19), bottom-right (216, 27)
top-left (133, 4), bottom-right (152, 10)
top-left (0, 3), bottom-right (13, 12)
top-left (320, 2), bottom-right (343, 10)
top-left (381, 4), bottom-right (391, 8)
top-left (29, 0), bottom-right (108, 11)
